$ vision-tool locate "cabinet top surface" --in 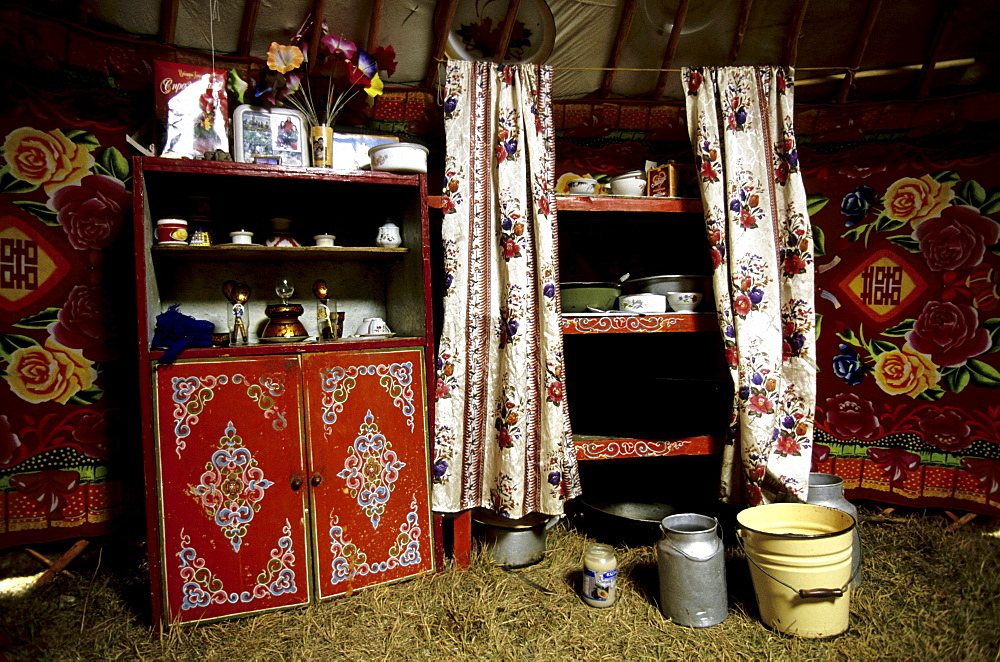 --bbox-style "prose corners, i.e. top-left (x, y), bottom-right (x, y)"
top-left (135, 156), bottom-right (424, 186)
